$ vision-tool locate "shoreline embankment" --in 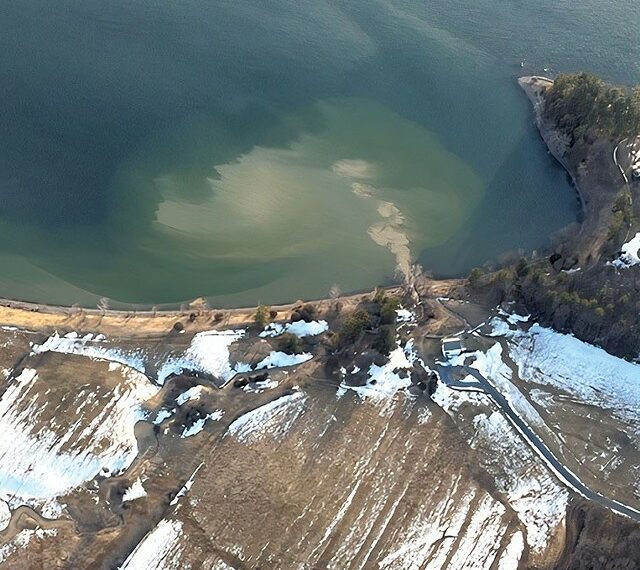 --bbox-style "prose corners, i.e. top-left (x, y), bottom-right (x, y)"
top-left (517, 76), bottom-right (586, 216)
top-left (0, 279), bottom-right (461, 337)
